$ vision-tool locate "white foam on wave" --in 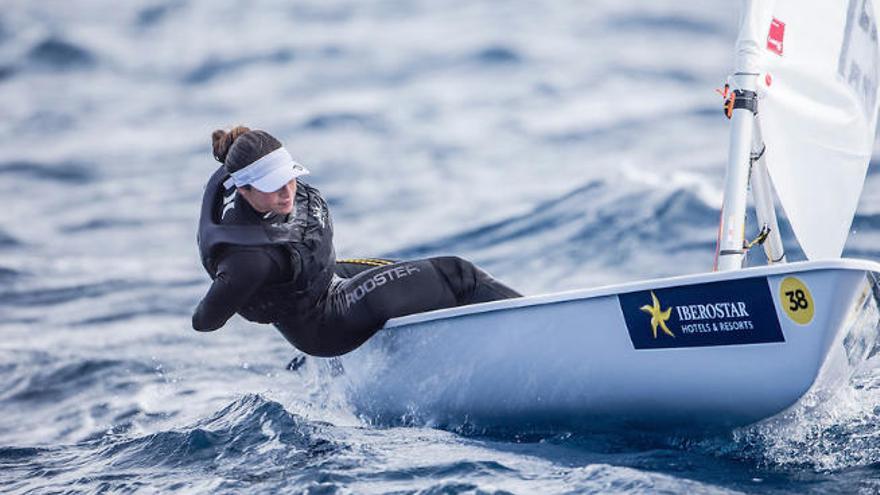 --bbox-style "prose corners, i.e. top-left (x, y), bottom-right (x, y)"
top-left (620, 161), bottom-right (724, 210)
top-left (730, 293), bottom-right (880, 471)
